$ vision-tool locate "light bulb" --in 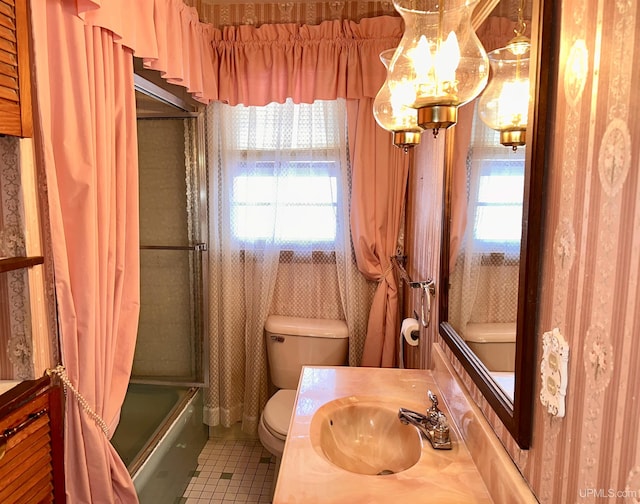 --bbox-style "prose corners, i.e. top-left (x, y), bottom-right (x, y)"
top-left (478, 42), bottom-right (530, 149)
top-left (373, 48), bottom-right (423, 150)
top-left (389, 0), bottom-right (489, 134)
